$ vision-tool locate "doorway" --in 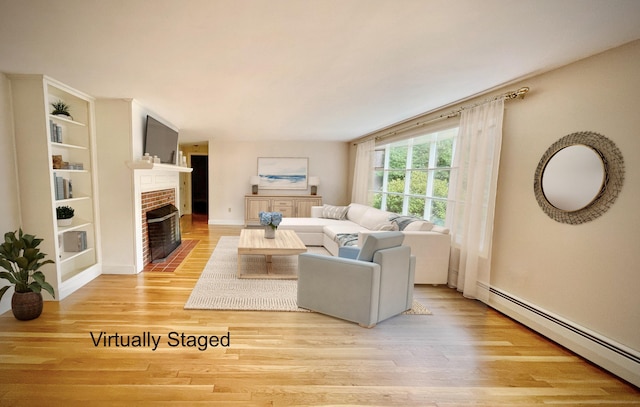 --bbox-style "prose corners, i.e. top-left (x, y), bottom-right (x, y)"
top-left (191, 155), bottom-right (209, 215)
